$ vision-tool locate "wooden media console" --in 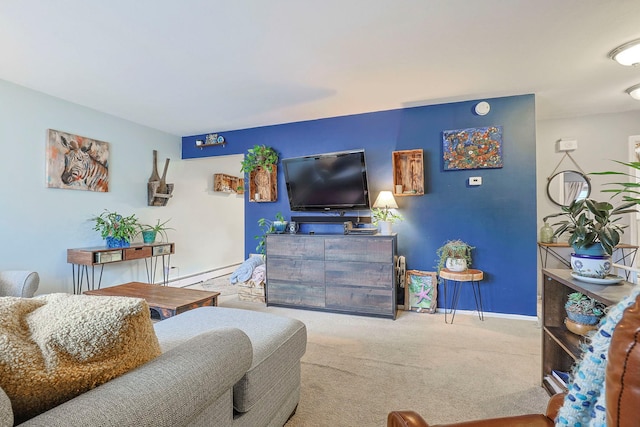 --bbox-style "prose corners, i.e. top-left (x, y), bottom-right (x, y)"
top-left (265, 233), bottom-right (397, 319)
